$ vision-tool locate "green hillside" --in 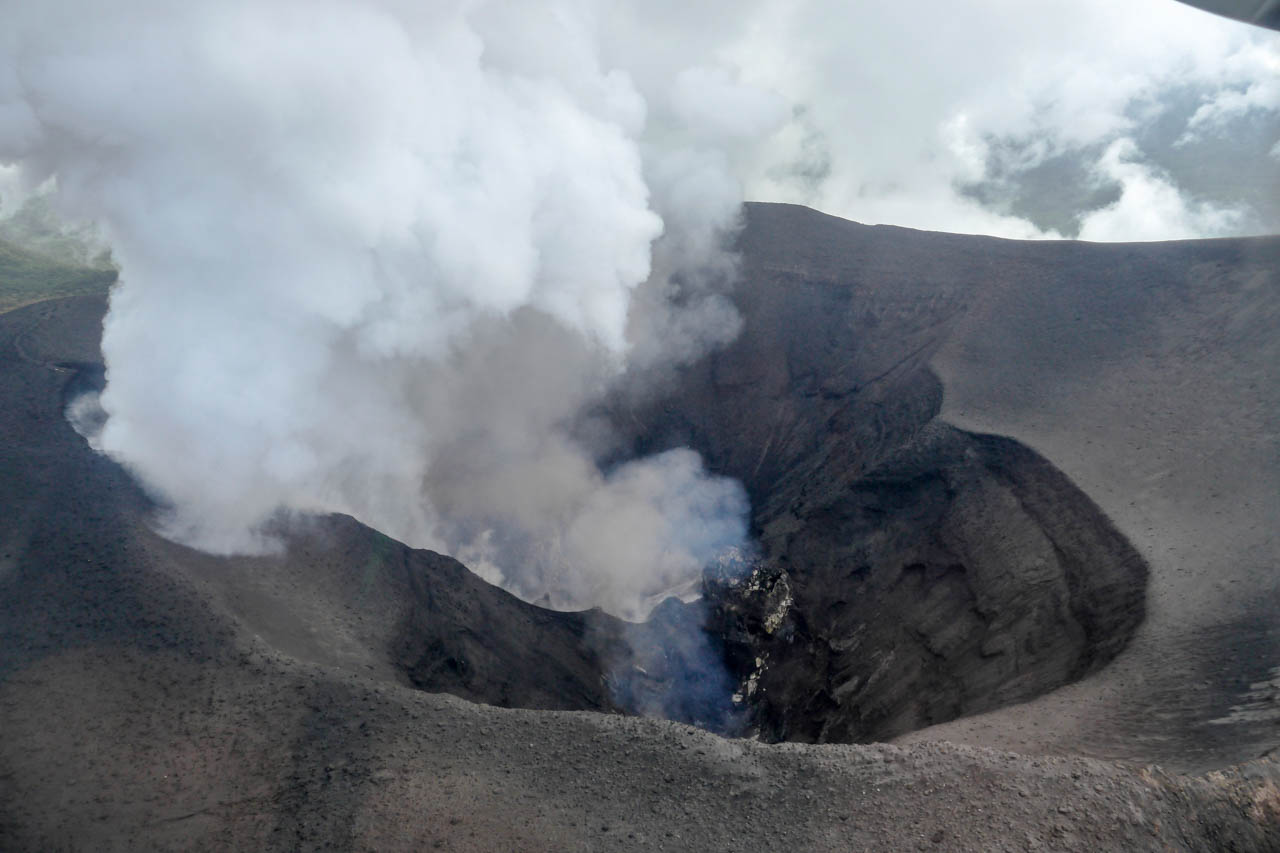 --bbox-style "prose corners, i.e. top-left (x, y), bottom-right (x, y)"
top-left (0, 237), bottom-right (116, 314)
